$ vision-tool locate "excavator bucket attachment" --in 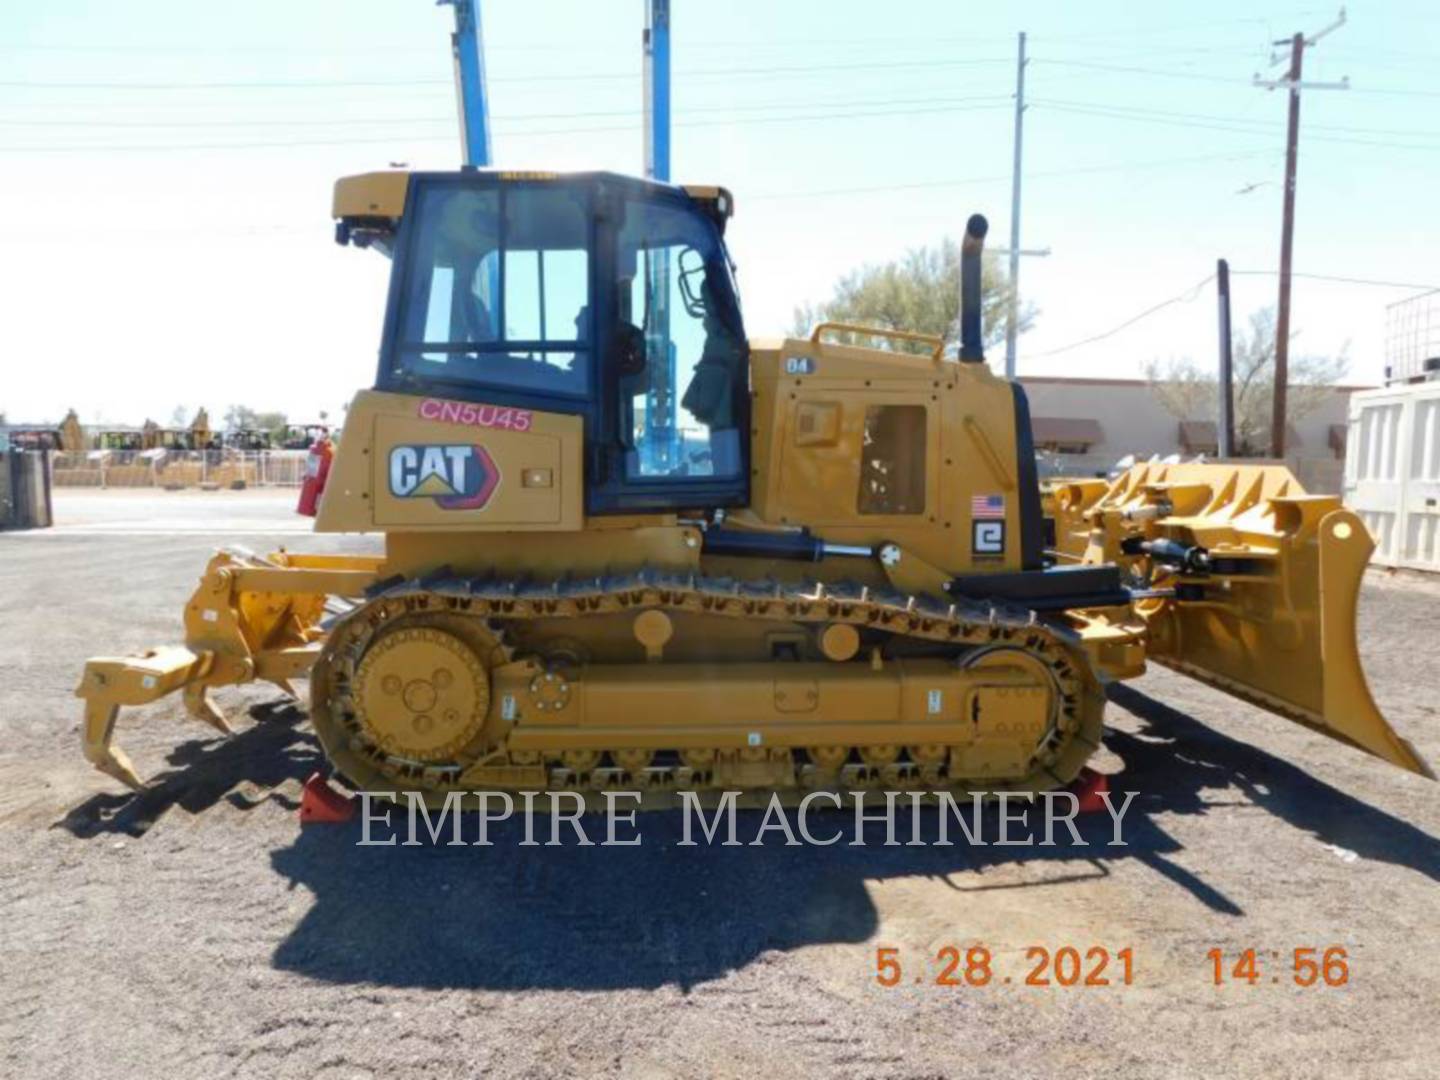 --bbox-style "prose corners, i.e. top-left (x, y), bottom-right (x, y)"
top-left (1050, 461), bottom-right (1433, 779)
